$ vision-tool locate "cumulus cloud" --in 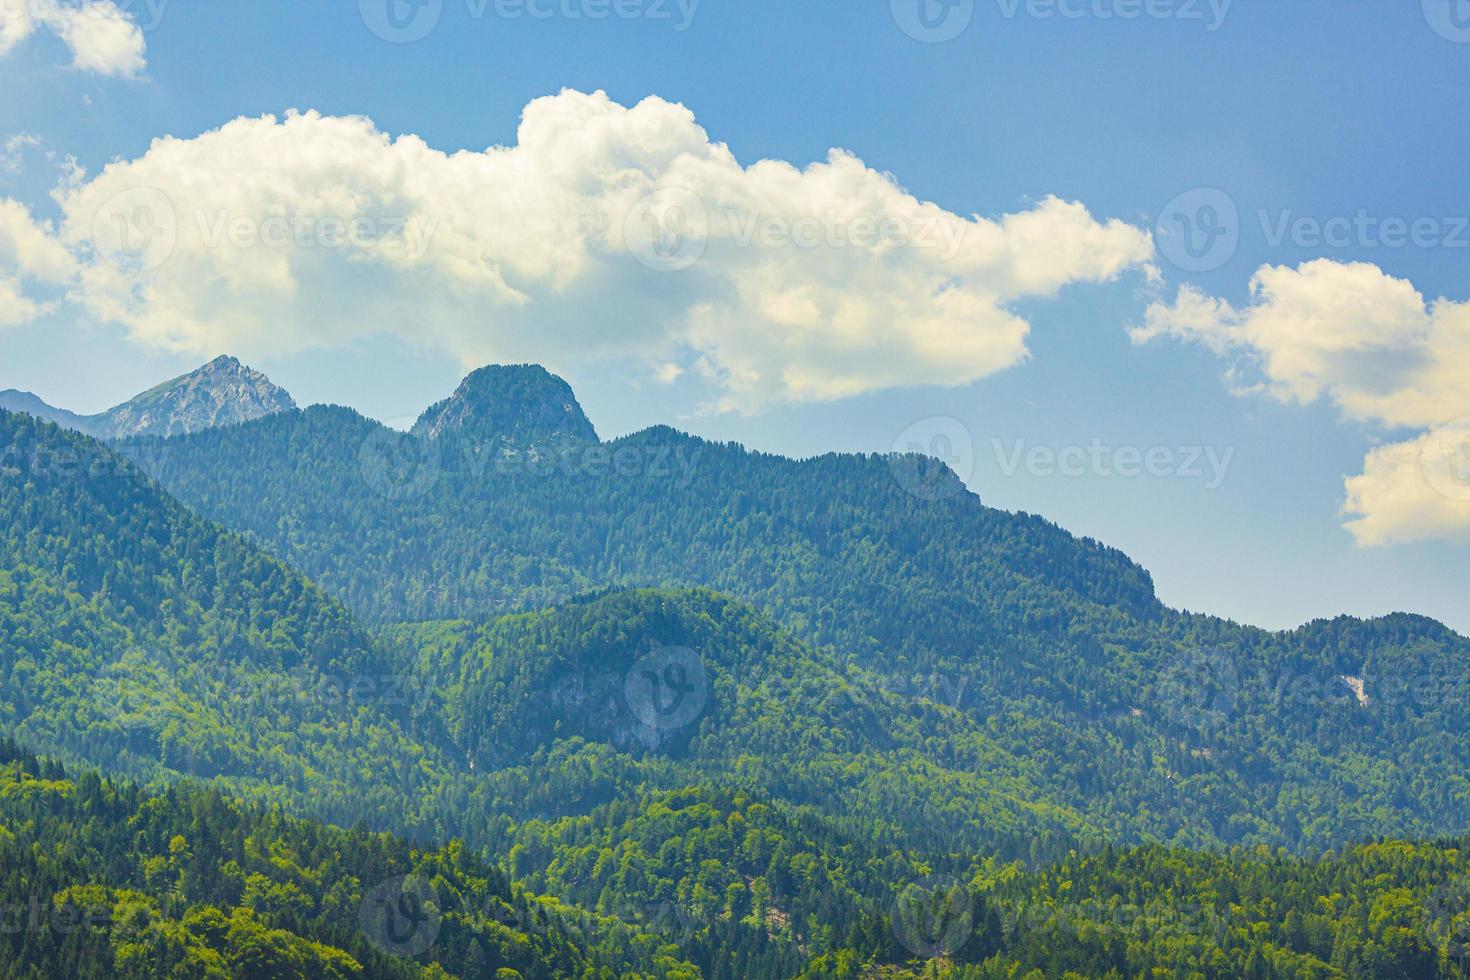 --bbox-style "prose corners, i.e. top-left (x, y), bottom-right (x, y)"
top-left (44, 90), bottom-right (1153, 411)
top-left (1344, 423), bottom-right (1470, 547)
top-left (0, 197), bottom-right (74, 326)
top-left (0, 0), bottom-right (146, 78)
top-left (1137, 259), bottom-right (1470, 546)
